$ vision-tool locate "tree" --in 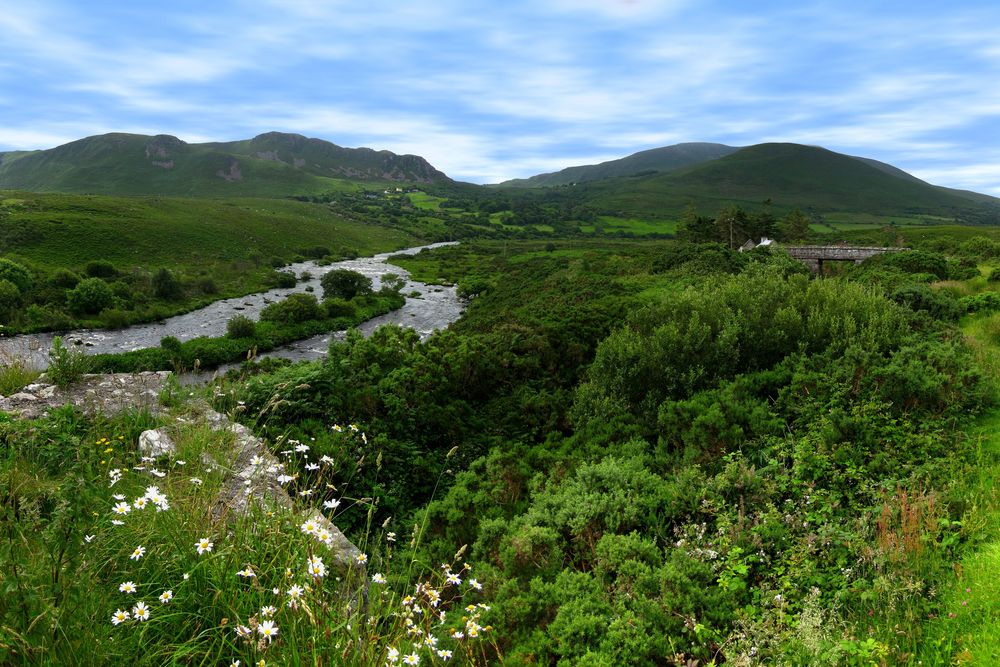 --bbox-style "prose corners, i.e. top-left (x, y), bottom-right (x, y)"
top-left (321, 269), bottom-right (373, 301)
top-left (715, 205), bottom-right (750, 248)
top-left (777, 209), bottom-right (810, 241)
top-left (66, 278), bottom-right (113, 315)
top-left (675, 203), bottom-right (717, 243)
